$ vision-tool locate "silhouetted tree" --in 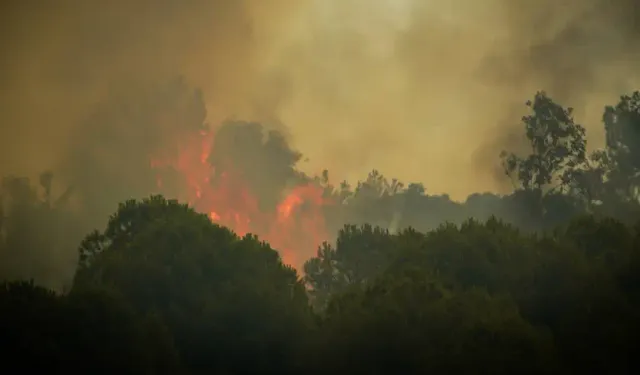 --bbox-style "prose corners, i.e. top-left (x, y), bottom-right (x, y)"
top-left (73, 195), bottom-right (313, 374)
